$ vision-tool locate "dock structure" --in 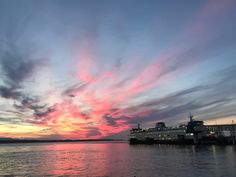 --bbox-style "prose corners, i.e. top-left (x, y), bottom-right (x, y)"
top-left (205, 124), bottom-right (236, 144)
